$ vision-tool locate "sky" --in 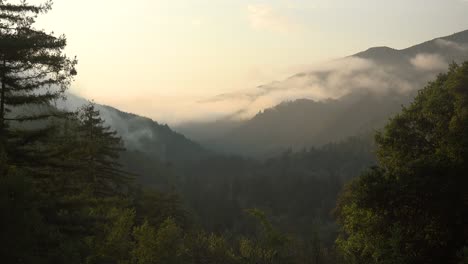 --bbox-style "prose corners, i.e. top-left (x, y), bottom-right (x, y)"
top-left (32, 0), bottom-right (468, 124)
